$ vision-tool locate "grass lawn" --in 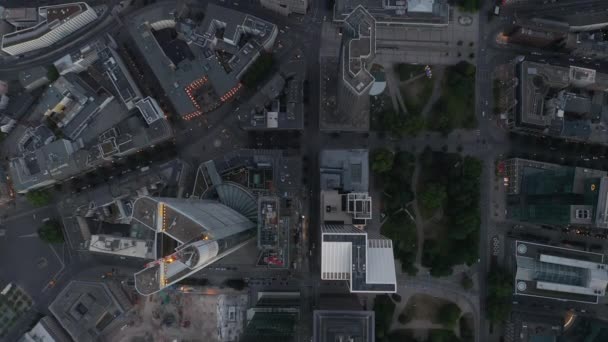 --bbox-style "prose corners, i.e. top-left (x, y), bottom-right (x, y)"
top-left (396, 63), bottom-right (426, 81)
top-left (400, 75), bottom-right (435, 115)
top-left (399, 294), bottom-right (452, 324)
